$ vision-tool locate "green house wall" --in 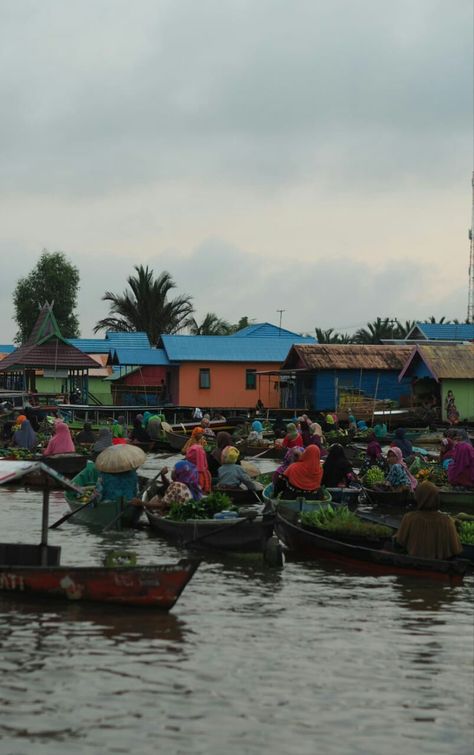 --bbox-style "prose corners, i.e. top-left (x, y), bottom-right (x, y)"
top-left (441, 380), bottom-right (474, 422)
top-left (36, 376), bottom-right (112, 406)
